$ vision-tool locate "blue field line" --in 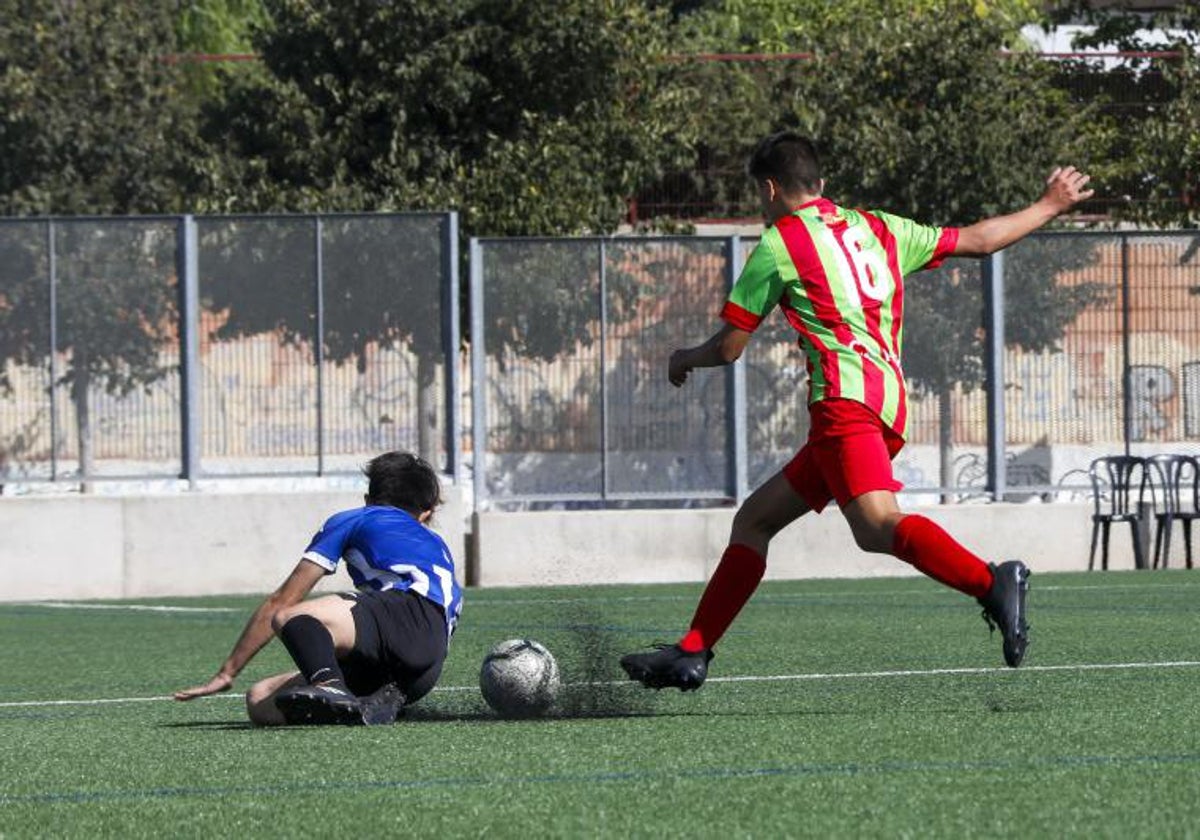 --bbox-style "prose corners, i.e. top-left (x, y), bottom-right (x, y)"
top-left (4, 751), bottom-right (1200, 806)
